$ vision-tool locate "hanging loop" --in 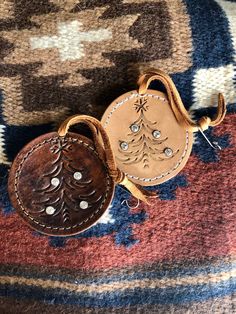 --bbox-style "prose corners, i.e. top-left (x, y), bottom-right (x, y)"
top-left (58, 115), bottom-right (155, 203)
top-left (137, 69), bottom-right (226, 132)
top-left (58, 115), bottom-right (116, 176)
